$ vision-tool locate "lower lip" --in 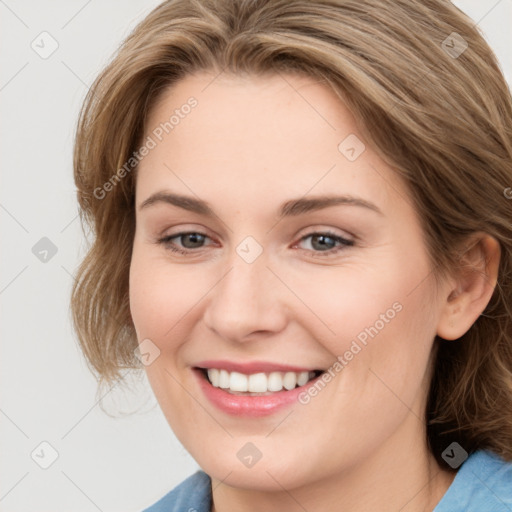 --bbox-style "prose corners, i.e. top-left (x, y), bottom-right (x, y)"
top-left (193, 368), bottom-right (322, 417)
